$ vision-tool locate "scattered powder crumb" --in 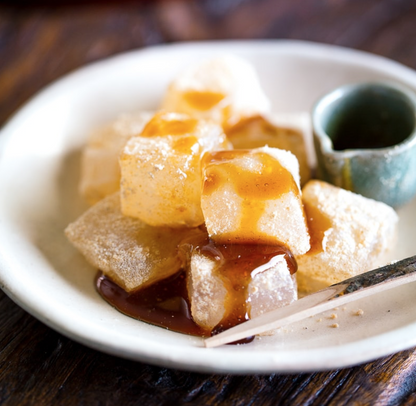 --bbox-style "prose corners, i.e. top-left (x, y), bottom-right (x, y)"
top-left (316, 318), bottom-right (322, 322)
top-left (330, 323), bottom-right (339, 328)
top-left (342, 307), bottom-right (347, 311)
top-left (333, 307), bottom-right (339, 311)
top-left (329, 313), bottom-right (337, 319)
top-left (354, 309), bottom-right (364, 316)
